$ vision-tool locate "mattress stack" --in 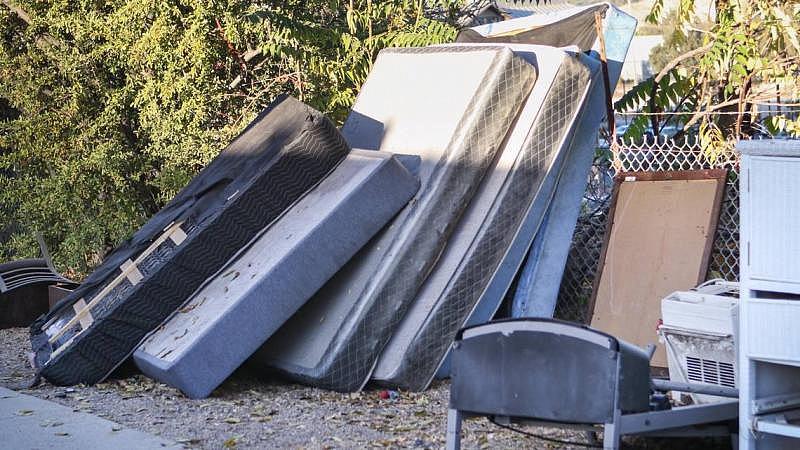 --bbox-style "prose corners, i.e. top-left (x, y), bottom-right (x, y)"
top-left (253, 3), bottom-right (636, 393)
top-left (31, 2), bottom-right (637, 397)
top-left (372, 45), bottom-right (597, 391)
top-left (425, 3), bottom-right (635, 385)
top-left (31, 95), bottom-right (353, 386)
top-left (253, 46), bottom-right (537, 392)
